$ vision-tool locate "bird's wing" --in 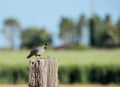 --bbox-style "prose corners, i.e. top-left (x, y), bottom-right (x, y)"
top-left (31, 48), bottom-right (38, 54)
top-left (27, 49), bottom-right (38, 58)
